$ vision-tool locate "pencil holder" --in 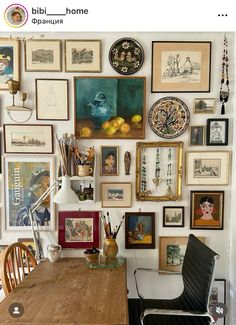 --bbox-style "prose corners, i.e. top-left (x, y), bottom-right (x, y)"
top-left (103, 238), bottom-right (118, 258)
